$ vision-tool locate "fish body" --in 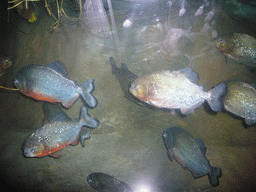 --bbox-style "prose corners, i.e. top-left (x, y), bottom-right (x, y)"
top-left (223, 80), bottom-right (256, 126)
top-left (87, 172), bottom-right (132, 192)
top-left (216, 33), bottom-right (256, 67)
top-left (110, 57), bottom-right (137, 95)
top-left (14, 61), bottom-right (97, 108)
top-left (23, 106), bottom-right (99, 157)
top-left (110, 57), bottom-right (147, 106)
top-left (42, 102), bottom-right (93, 147)
top-left (0, 55), bottom-right (12, 77)
top-left (162, 127), bottom-right (222, 187)
top-left (129, 68), bottom-right (227, 115)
